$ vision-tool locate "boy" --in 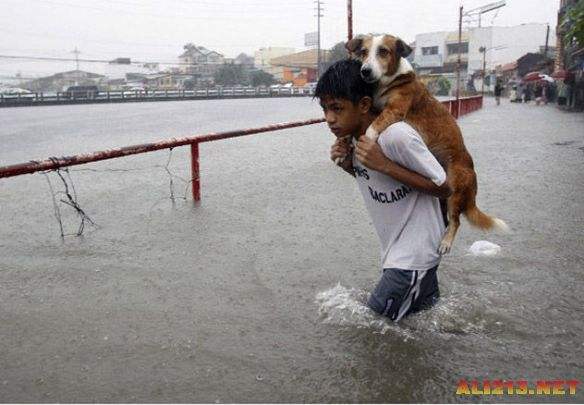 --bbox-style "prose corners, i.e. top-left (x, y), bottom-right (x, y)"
top-left (315, 59), bottom-right (451, 322)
